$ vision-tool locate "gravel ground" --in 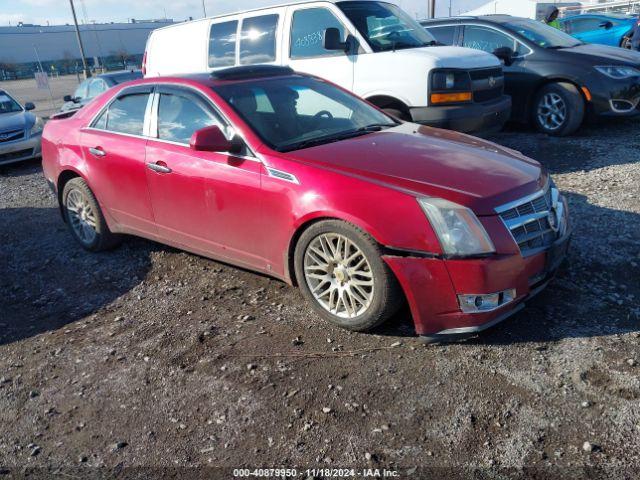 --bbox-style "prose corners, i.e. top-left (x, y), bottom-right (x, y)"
top-left (0, 118), bottom-right (639, 479)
